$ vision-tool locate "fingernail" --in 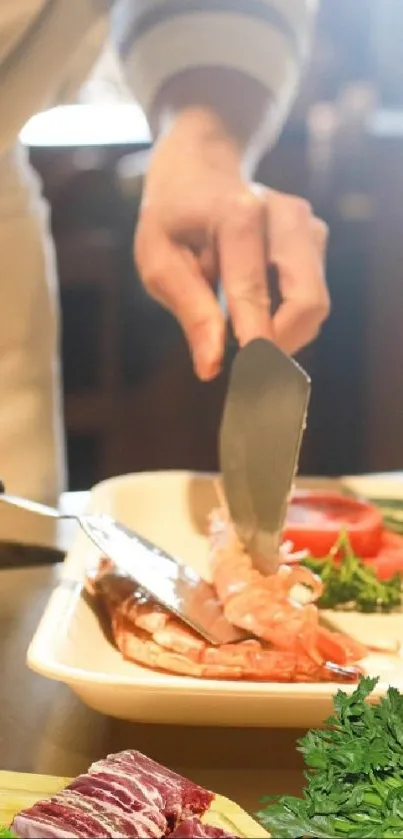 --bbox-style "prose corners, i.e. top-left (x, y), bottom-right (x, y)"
top-left (194, 355), bottom-right (221, 381)
top-left (193, 343), bottom-right (221, 381)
